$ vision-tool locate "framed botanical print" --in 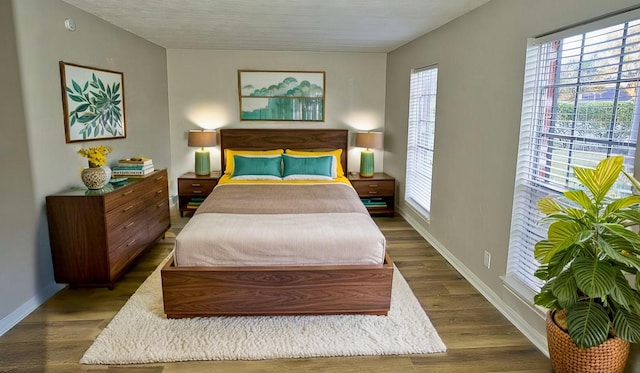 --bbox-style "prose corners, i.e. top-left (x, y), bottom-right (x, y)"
top-left (238, 70), bottom-right (325, 121)
top-left (59, 61), bottom-right (126, 143)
